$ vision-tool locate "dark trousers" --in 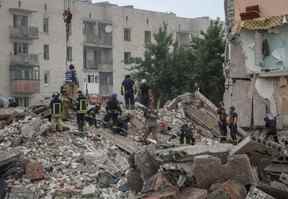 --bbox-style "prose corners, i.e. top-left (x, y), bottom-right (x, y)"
top-left (140, 96), bottom-right (150, 108)
top-left (229, 124), bottom-right (238, 141)
top-left (180, 134), bottom-right (195, 145)
top-left (265, 128), bottom-right (279, 143)
top-left (77, 113), bottom-right (85, 131)
top-left (125, 93), bottom-right (135, 109)
top-left (219, 122), bottom-right (227, 142)
top-left (104, 111), bottom-right (119, 126)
